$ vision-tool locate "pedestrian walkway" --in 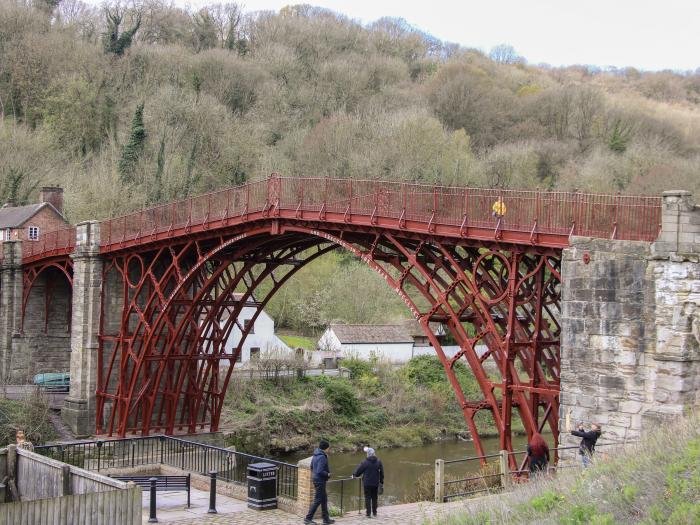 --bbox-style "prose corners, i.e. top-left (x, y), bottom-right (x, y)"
top-left (160, 499), bottom-right (472, 525)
